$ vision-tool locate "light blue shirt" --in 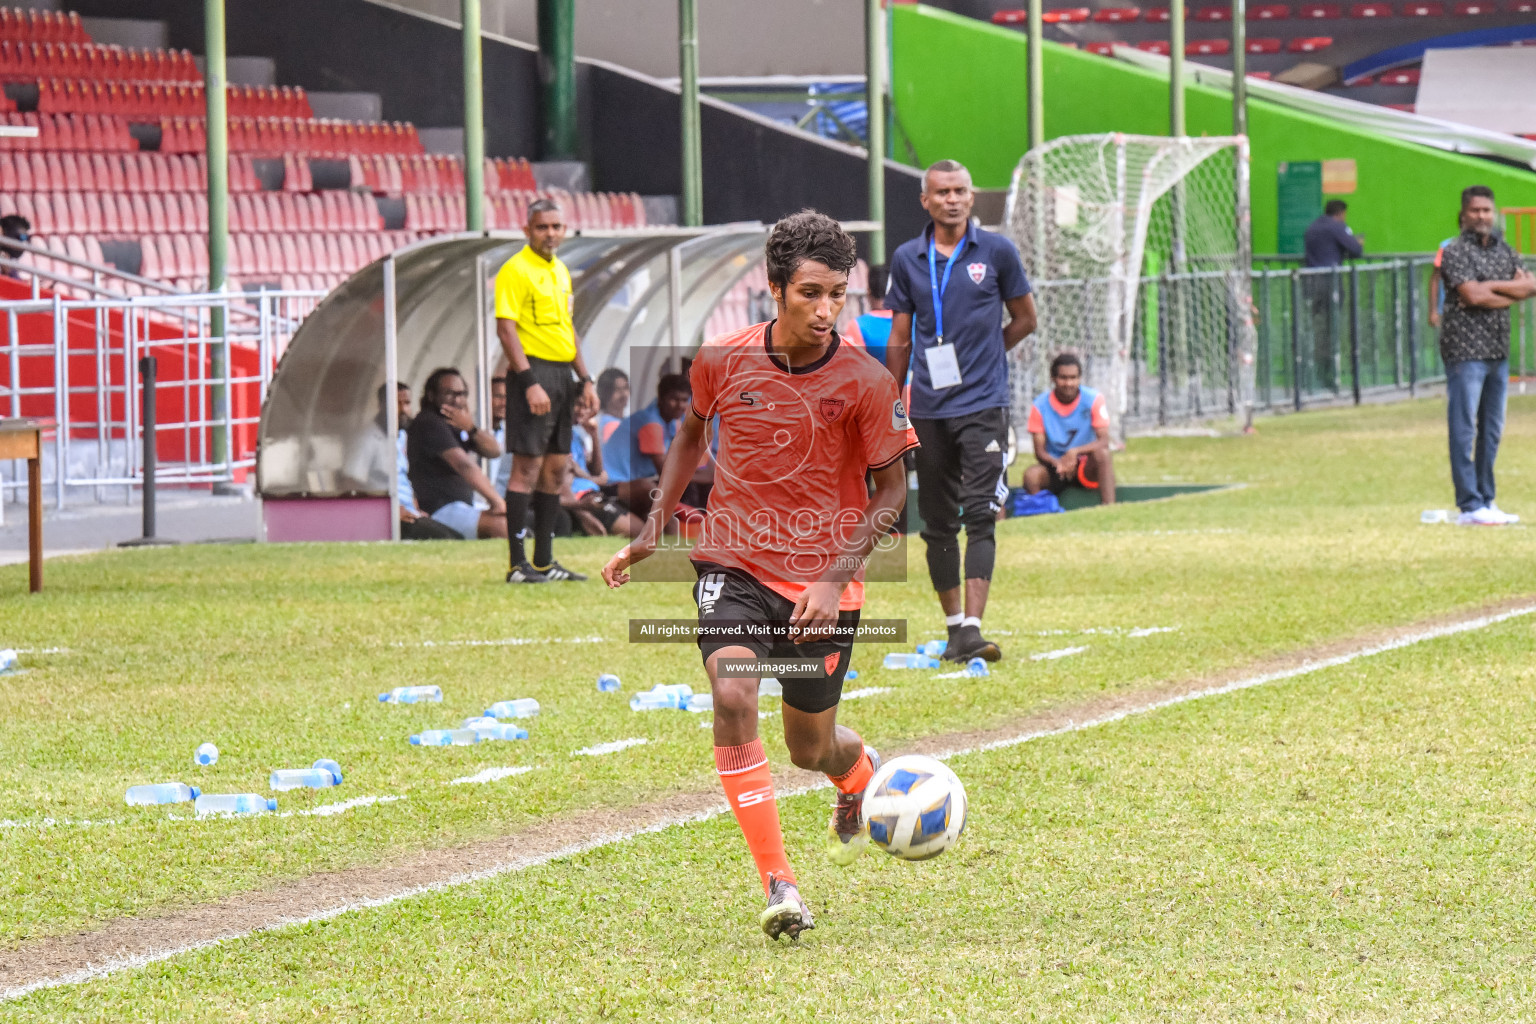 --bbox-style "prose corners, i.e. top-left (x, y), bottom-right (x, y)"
top-left (396, 429), bottom-right (420, 515)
